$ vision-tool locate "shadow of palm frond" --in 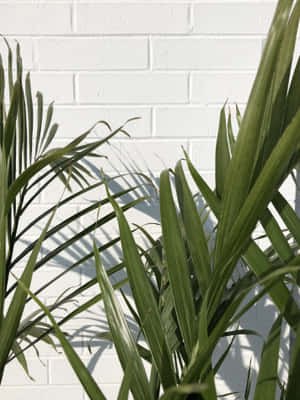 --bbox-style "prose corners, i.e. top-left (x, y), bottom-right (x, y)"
top-left (14, 138), bottom-right (291, 395)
